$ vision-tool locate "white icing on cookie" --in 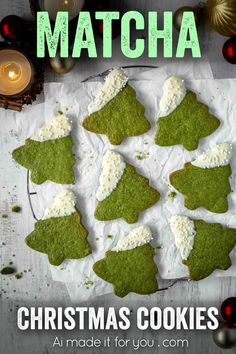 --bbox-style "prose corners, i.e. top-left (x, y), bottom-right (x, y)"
top-left (112, 225), bottom-right (153, 252)
top-left (170, 215), bottom-right (196, 260)
top-left (43, 190), bottom-right (76, 220)
top-left (88, 67), bottom-right (128, 114)
top-left (96, 151), bottom-right (126, 202)
top-left (191, 143), bottom-right (232, 169)
top-left (31, 113), bottom-right (72, 142)
top-left (159, 76), bottom-right (186, 116)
